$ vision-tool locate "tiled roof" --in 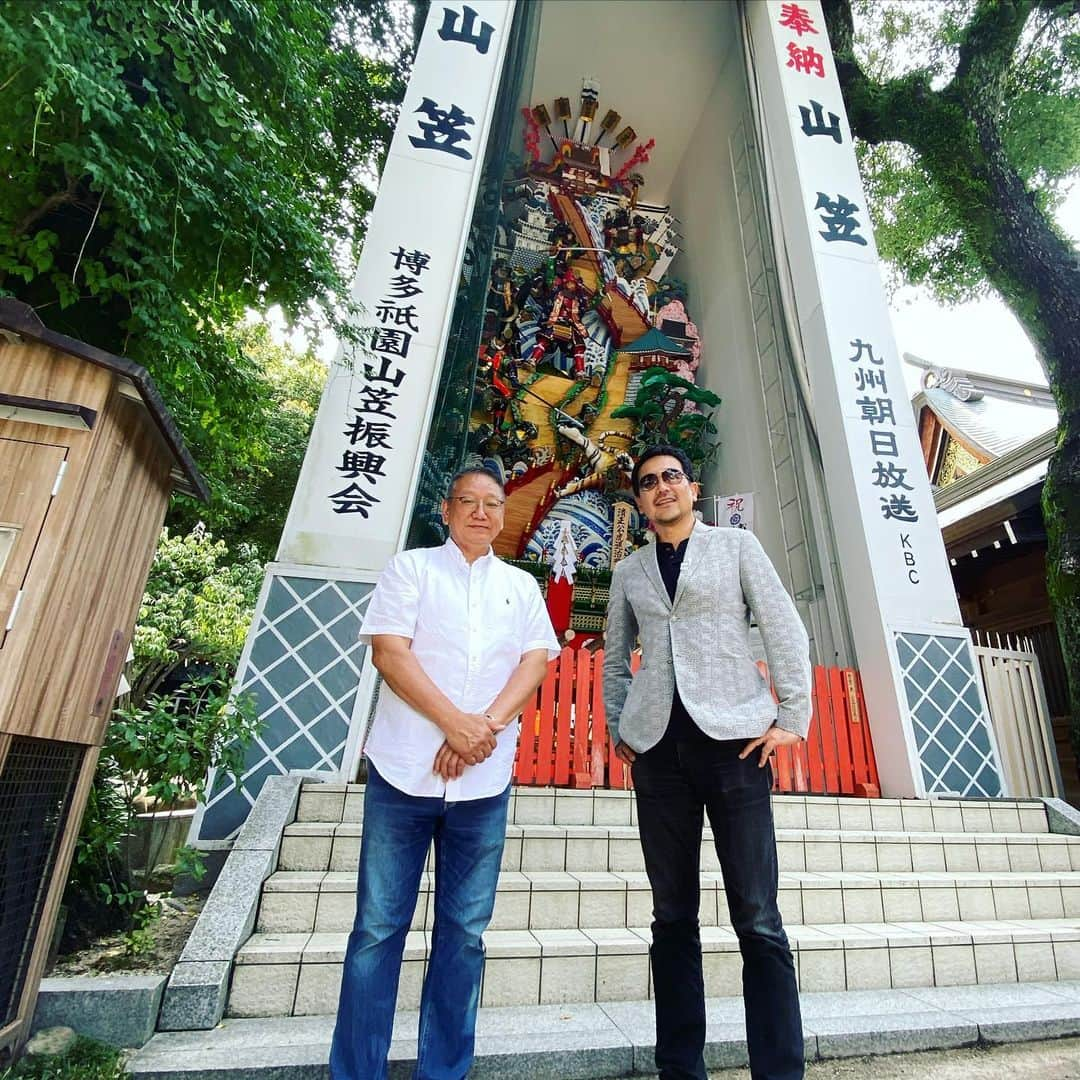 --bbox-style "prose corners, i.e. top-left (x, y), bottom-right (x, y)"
top-left (905, 354), bottom-right (1057, 461)
top-left (919, 385), bottom-right (1056, 459)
